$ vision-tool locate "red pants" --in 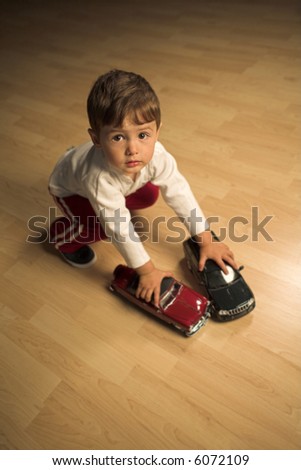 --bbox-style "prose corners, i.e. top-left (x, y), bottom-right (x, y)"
top-left (49, 182), bottom-right (159, 253)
